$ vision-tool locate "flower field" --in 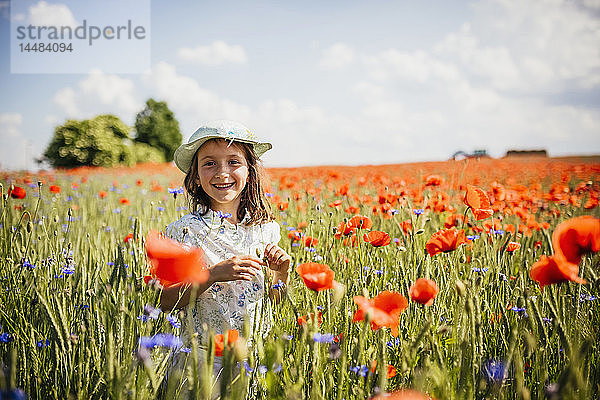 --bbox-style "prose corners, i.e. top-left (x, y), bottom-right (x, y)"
top-left (1, 156), bottom-right (599, 400)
